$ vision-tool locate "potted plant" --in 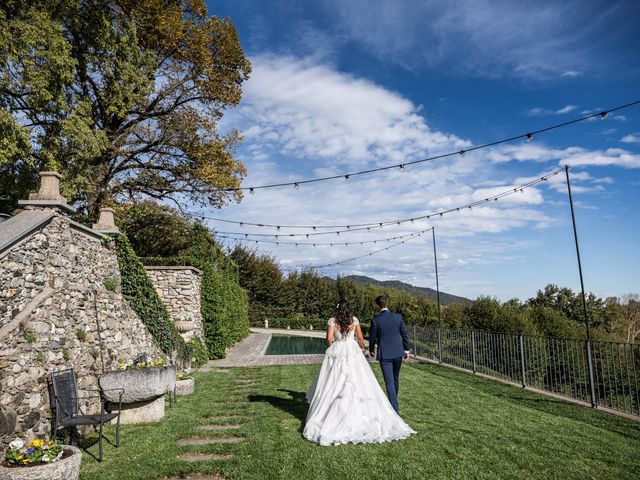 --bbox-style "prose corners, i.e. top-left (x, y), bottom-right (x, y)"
top-left (175, 371), bottom-right (195, 396)
top-left (0, 437), bottom-right (81, 480)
